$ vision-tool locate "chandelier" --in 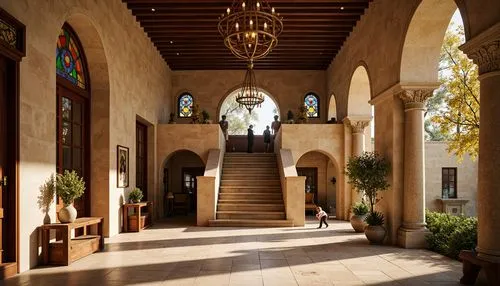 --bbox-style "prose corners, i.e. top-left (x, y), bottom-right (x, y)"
top-left (218, 0), bottom-right (284, 61)
top-left (236, 61), bottom-right (264, 113)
